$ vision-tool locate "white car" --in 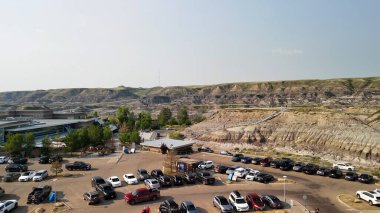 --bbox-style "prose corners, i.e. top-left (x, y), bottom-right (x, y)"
top-left (198, 161), bottom-right (214, 170)
top-left (0, 200), bottom-right (18, 213)
top-left (220, 151), bottom-right (232, 156)
top-left (107, 176), bottom-right (122, 187)
top-left (123, 173), bottom-right (138, 185)
top-left (356, 191), bottom-right (380, 206)
top-left (234, 167), bottom-right (249, 178)
top-left (0, 156), bottom-right (9, 164)
top-left (33, 169), bottom-right (48, 182)
top-left (245, 170), bottom-right (260, 181)
top-left (18, 171), bottom-right (36, 182)
top-left (229, 191), bottom-right (250, 212)
top-left (333, 162), bottom-right (355, 171)
top-left (144, 178), bottom-right (160, 189)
